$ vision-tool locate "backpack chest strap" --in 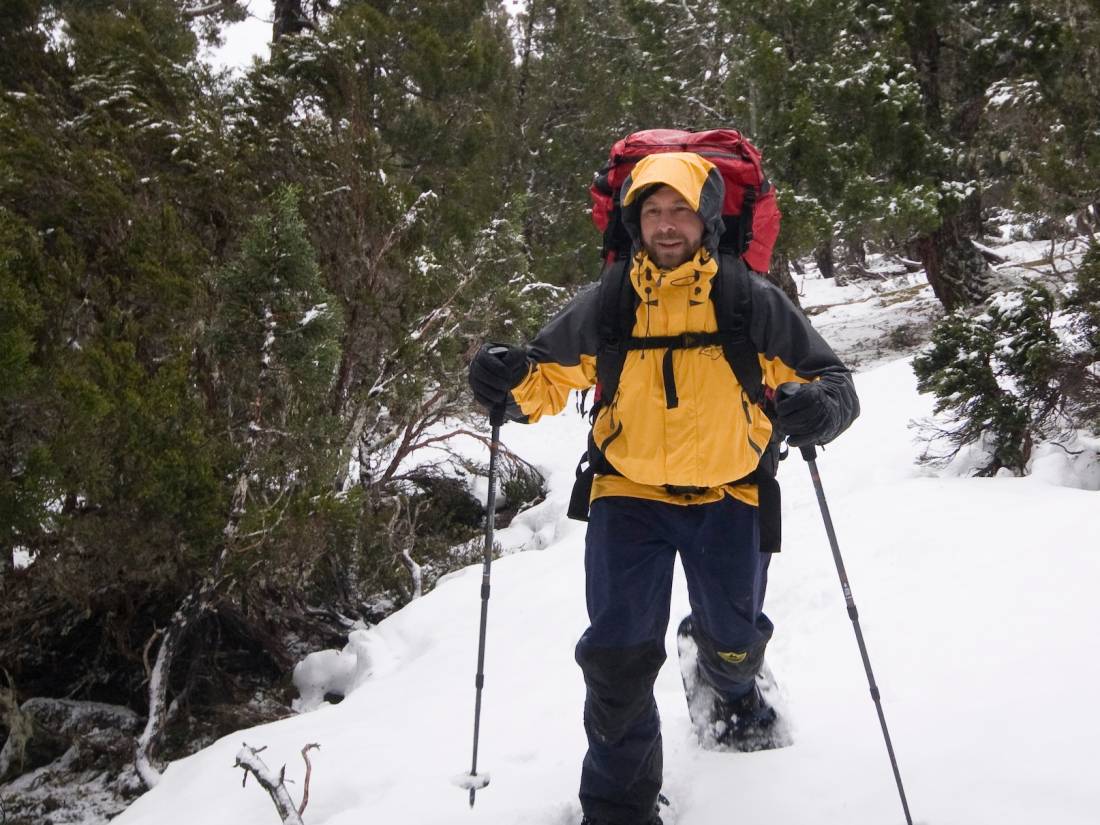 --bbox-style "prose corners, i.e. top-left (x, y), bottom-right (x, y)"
top-left (623, 329), bottom-right (751, 409)
top-left (622, 330), bottom-right (744, 351)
